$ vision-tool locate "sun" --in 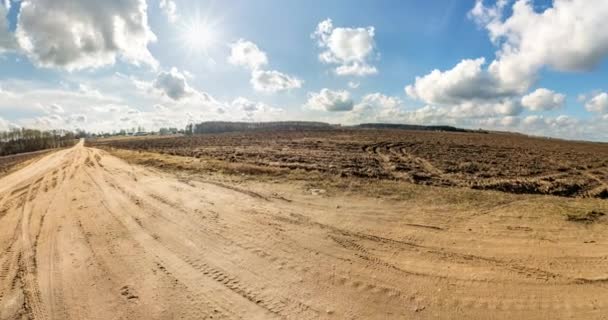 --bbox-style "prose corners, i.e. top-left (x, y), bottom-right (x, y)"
top-left (182, 20), bottom-right (215, 53)
top-left (177, 10), bottom-right (221, 56)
